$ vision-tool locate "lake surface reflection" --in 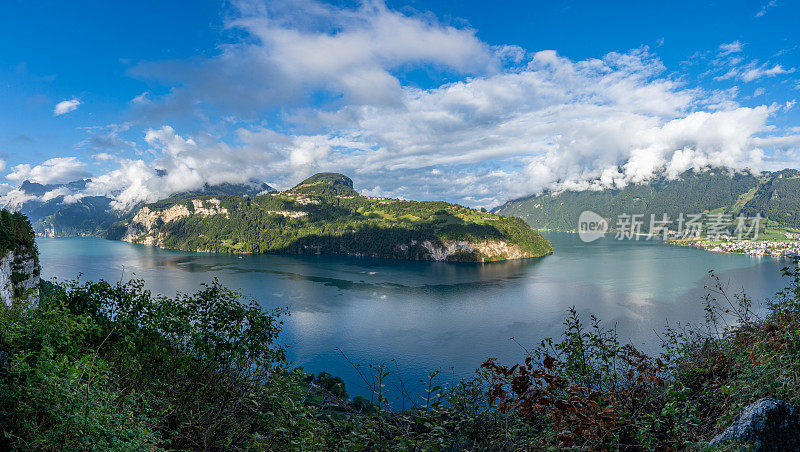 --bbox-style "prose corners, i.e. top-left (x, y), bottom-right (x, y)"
top-left (38, 232), bottom-right (792, 399)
